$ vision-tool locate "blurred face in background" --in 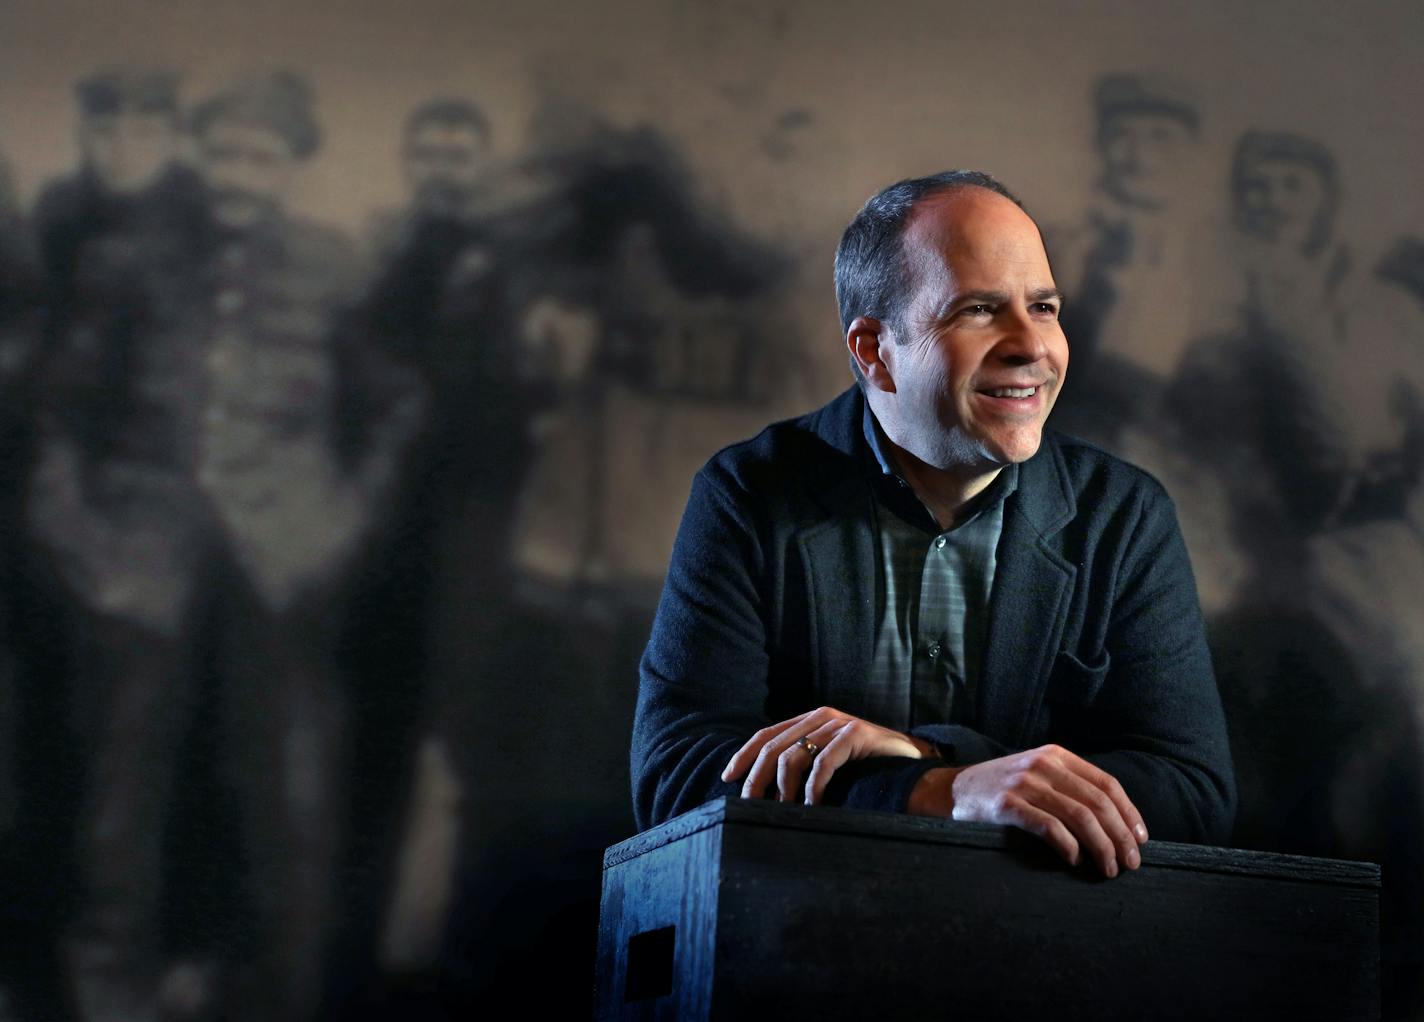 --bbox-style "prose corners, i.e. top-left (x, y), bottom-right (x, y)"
top-left (1099, 111), bottom-right (1195, 211)
top-left (1234, 156), bottom-right (1329, 254)
top-left (403, 121), bottom-right (490, 216)
top-left (80, 109), bottom-right (178, 195)
top-left (198, 120), bottom-right (296, 230)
